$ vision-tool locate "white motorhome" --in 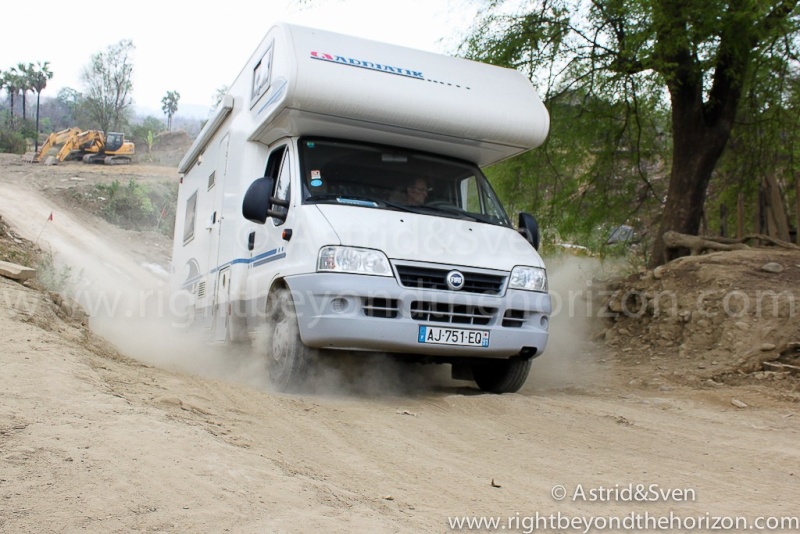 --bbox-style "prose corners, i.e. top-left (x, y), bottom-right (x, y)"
top-left (171, 22), bottom-right (552, 393)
